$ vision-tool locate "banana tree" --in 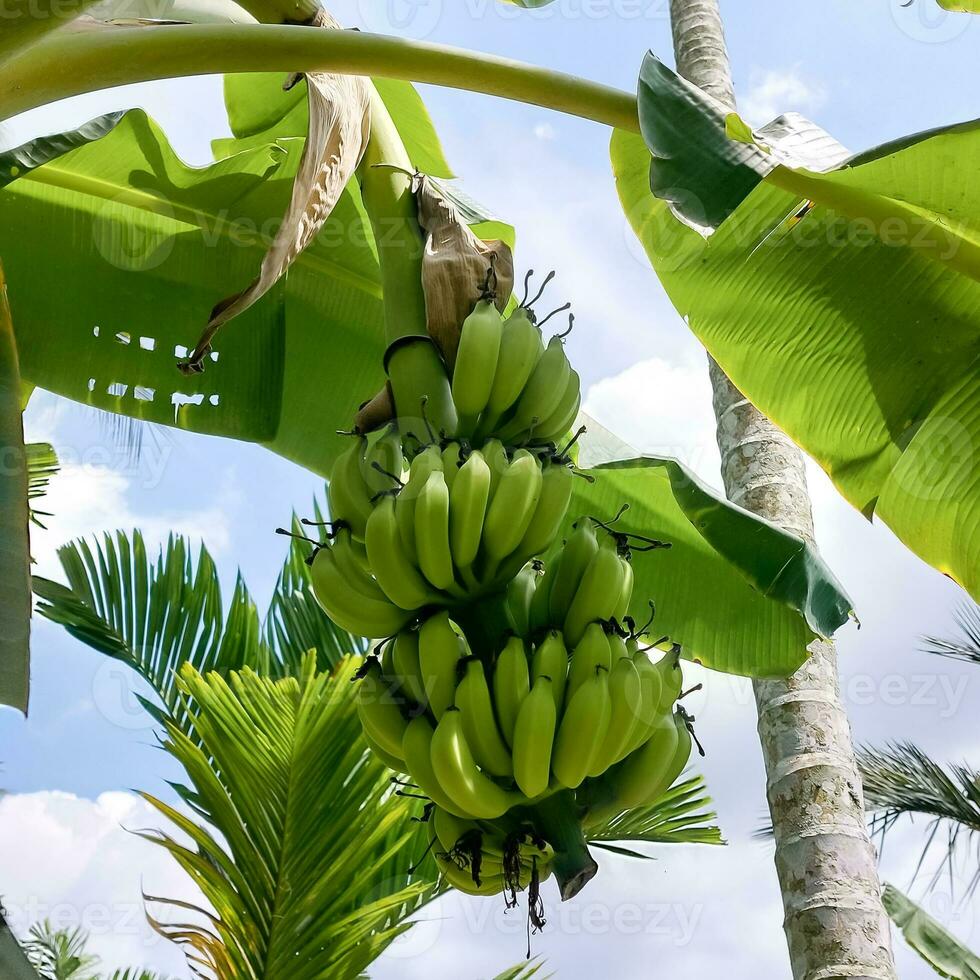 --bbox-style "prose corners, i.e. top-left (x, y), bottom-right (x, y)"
top-left (1, 1), bottom-right (974, 975)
